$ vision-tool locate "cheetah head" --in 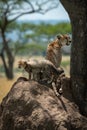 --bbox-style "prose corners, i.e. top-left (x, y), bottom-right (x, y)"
top-left (57, 34), bottom-right (71, 47)
top-left (18, 60), bottom-right (27, 69)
